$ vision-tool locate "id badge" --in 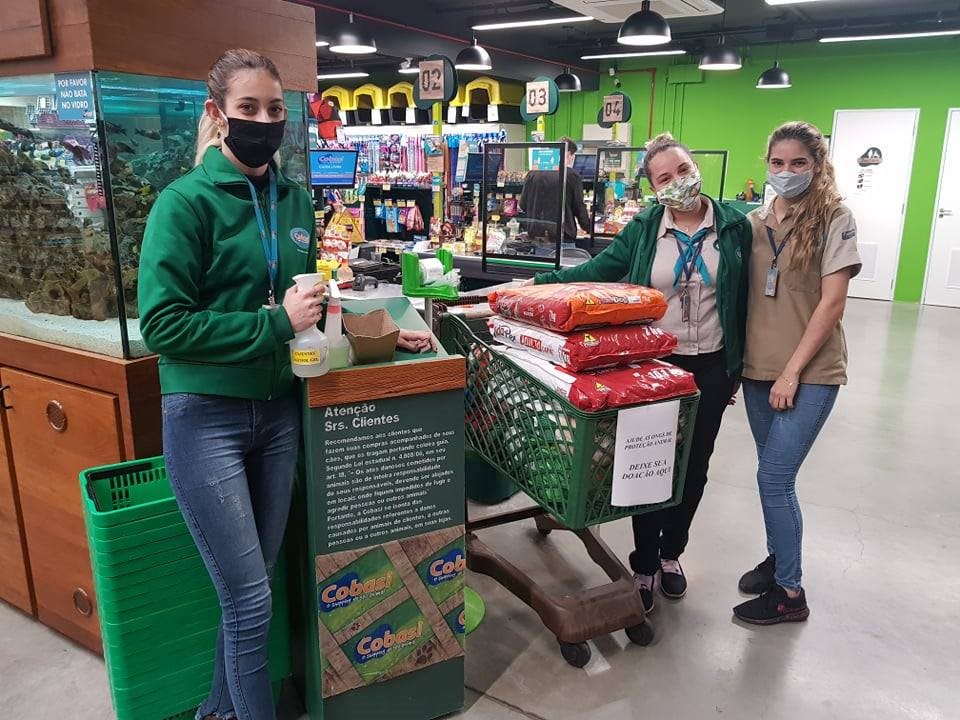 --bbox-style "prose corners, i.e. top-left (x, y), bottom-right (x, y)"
top-left (765, 266), bottom-right (779, 298)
